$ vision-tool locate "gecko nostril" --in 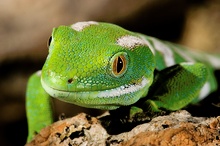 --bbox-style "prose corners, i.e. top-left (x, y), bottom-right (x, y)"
top-left (67, 78), bottom-right (74, 84)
